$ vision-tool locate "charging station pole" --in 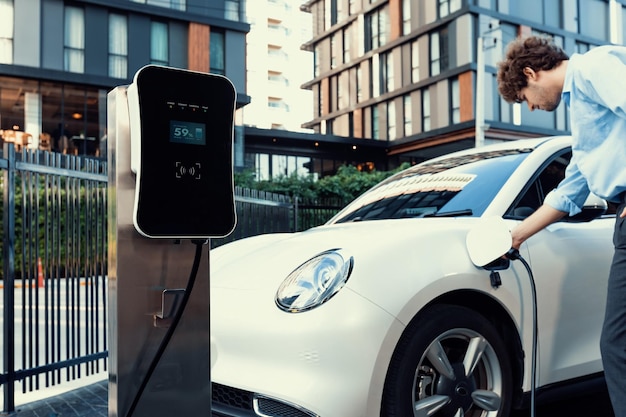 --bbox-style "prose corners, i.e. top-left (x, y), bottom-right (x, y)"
top-left (107, 66), bottom-right (236, 417)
